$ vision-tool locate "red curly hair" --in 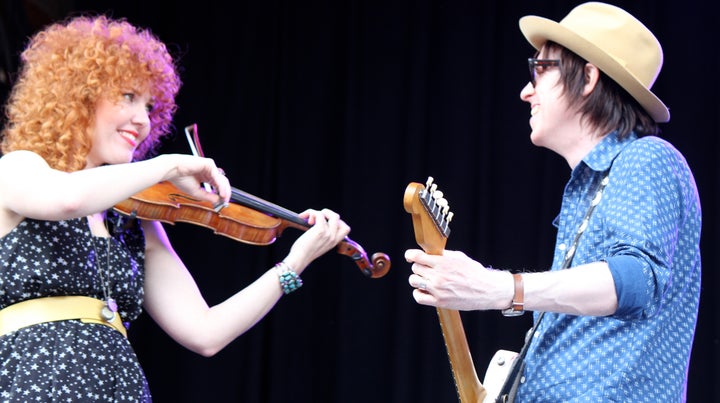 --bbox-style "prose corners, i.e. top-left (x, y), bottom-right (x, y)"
top-left (1, 15), bottom-right (181, 172)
